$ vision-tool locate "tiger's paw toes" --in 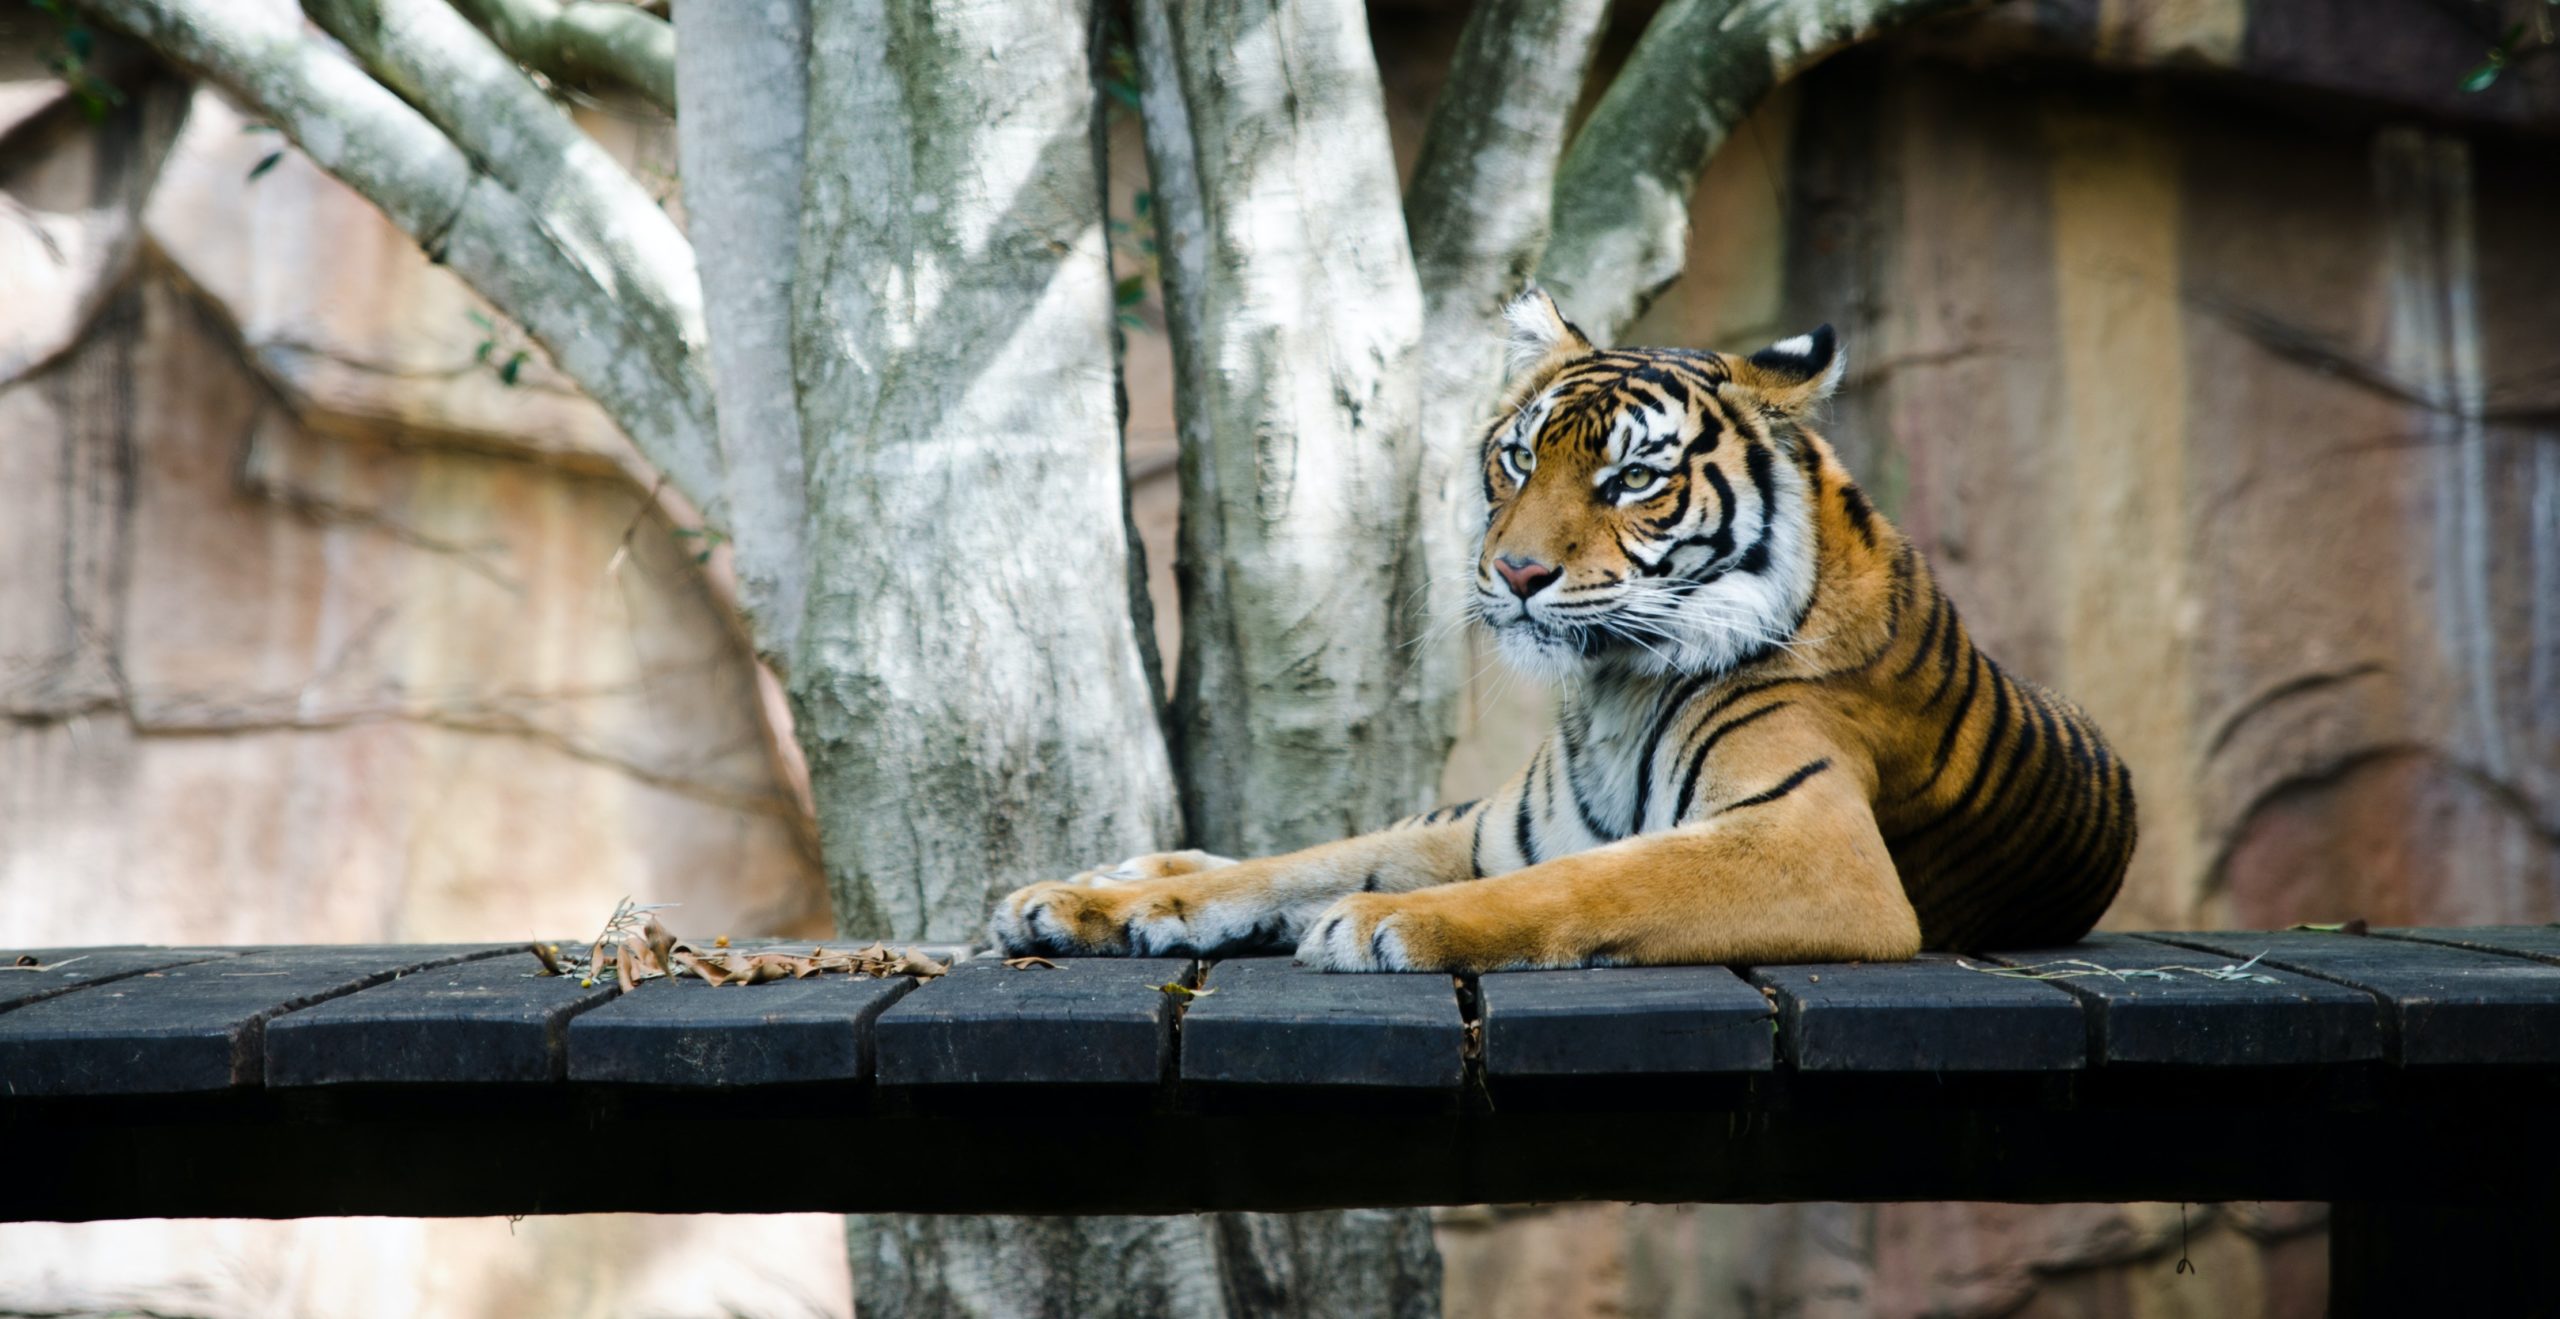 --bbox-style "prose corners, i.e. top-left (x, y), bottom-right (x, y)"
top-left (990, 881), bottom-right (1130, 957)
top-left (1296, 895), bottom-right (1428, 973)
